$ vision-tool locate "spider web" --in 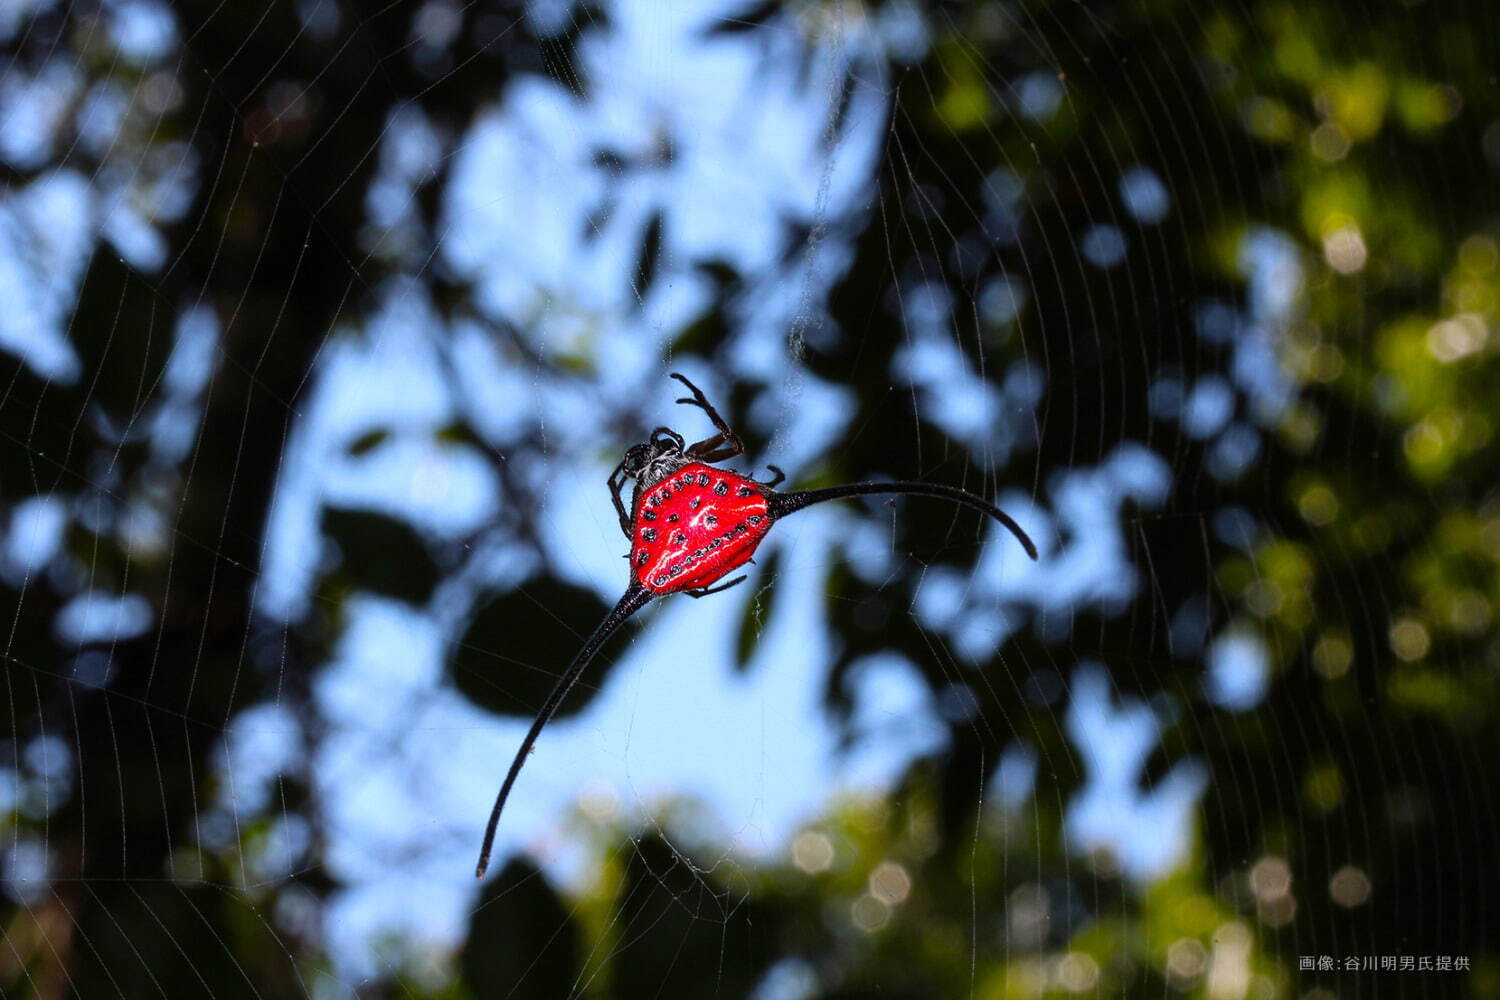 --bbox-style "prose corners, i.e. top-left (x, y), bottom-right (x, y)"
top-left (2, 0), bottom-right (1496, 997)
